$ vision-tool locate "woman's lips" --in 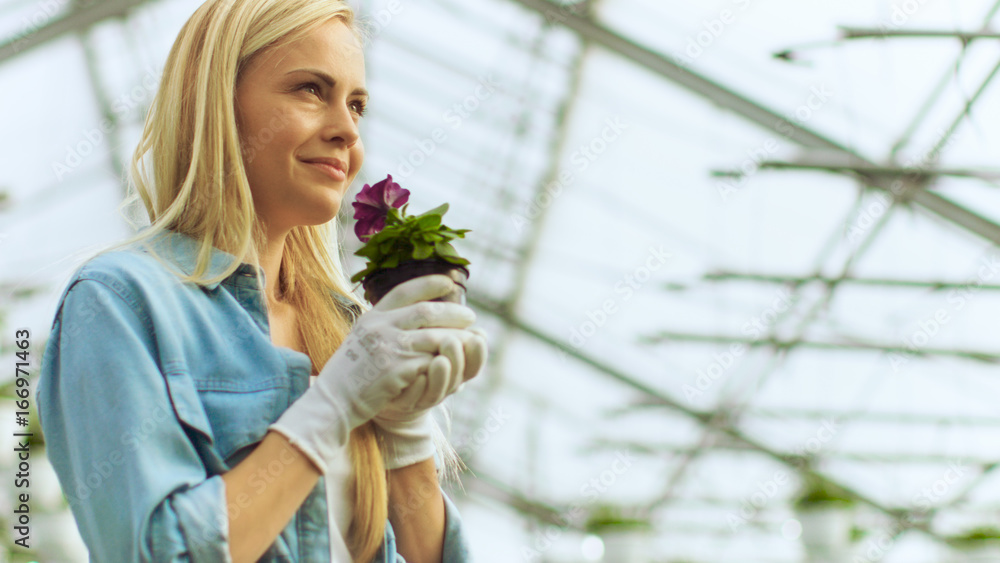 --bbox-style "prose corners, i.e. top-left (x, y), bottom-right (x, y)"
top-left (303, 160), bottom-right (346, 182)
